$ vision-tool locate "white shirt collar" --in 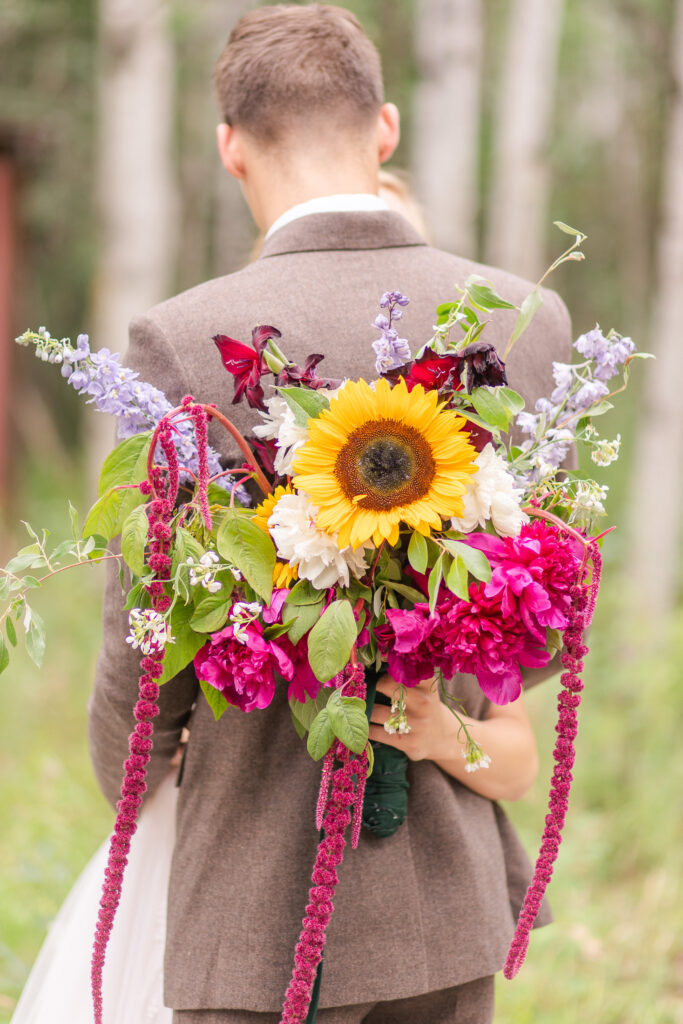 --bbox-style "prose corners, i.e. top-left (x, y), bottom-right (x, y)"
top-left (265, 193), bottom-right (389, 240)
